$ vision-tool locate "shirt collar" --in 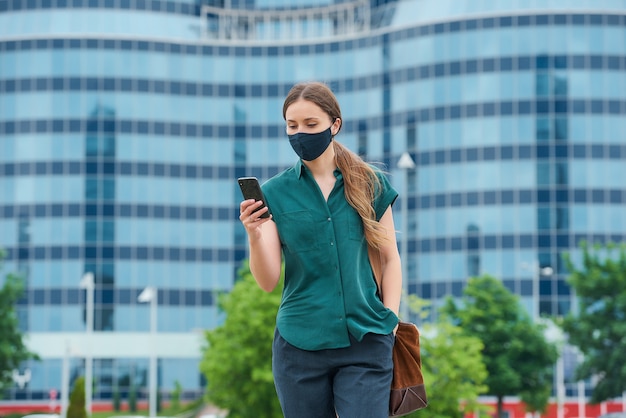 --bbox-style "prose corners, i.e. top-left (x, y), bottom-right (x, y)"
top-left (295, 159), bottom-right (305, 179)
